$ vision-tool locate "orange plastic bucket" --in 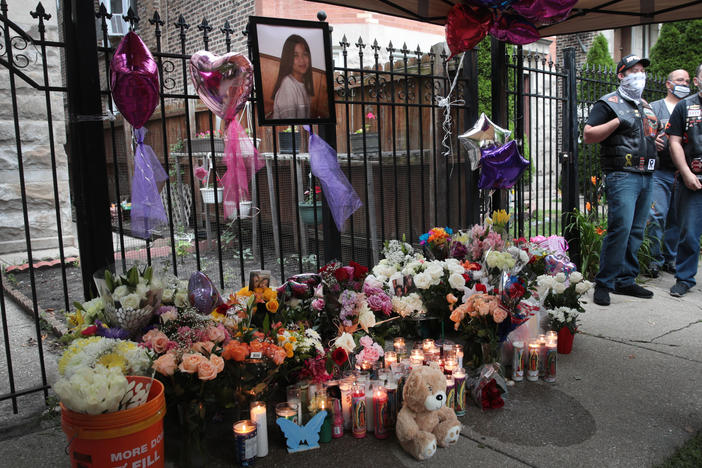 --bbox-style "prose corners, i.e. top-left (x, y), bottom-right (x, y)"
top-left (61, 376), bottom-right (166, 468)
